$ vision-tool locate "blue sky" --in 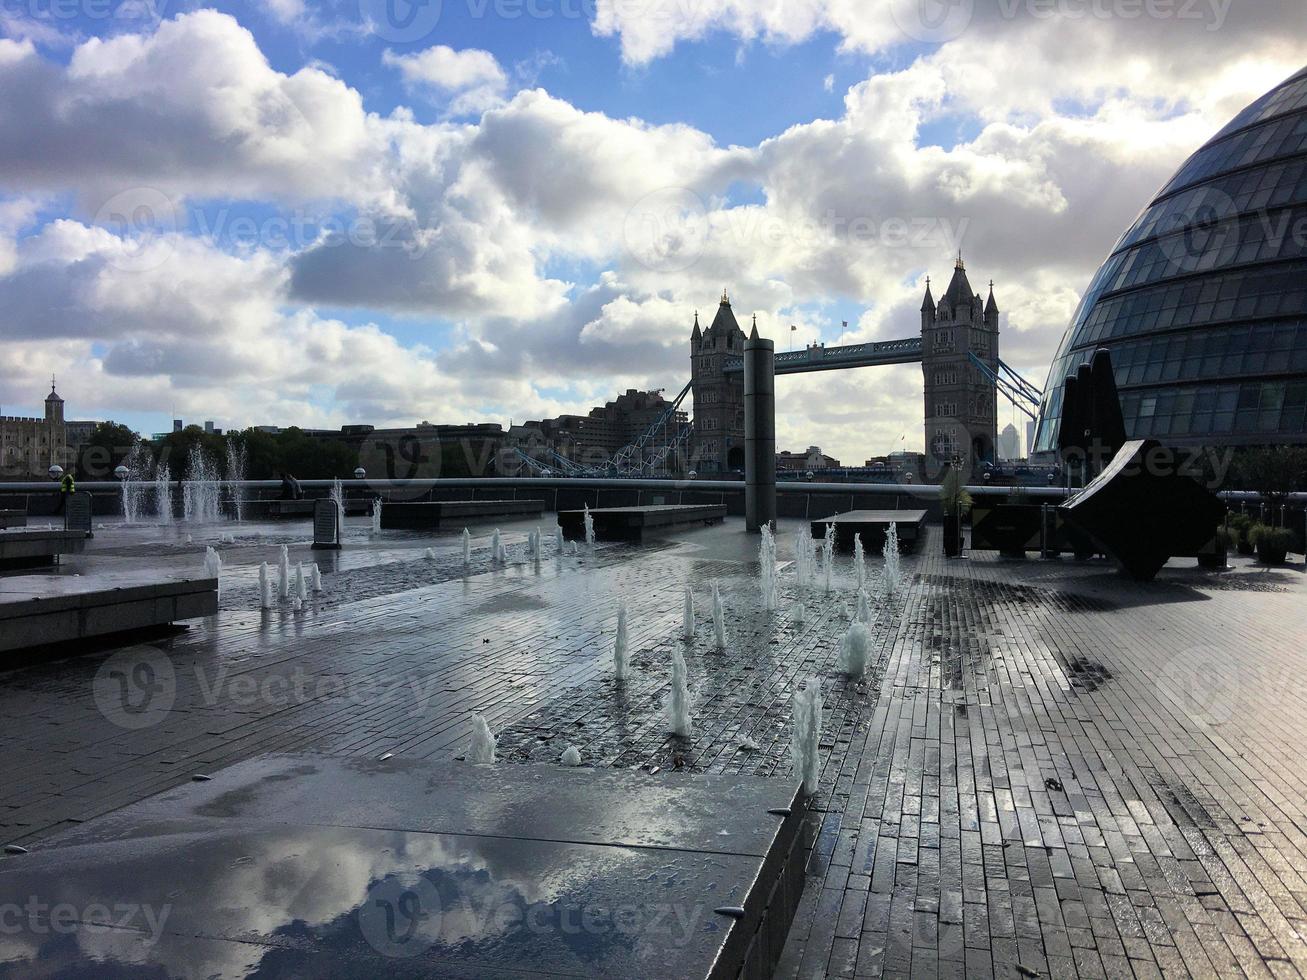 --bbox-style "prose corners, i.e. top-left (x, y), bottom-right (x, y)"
top-left (1, 0), bottom-right (1301, 460)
